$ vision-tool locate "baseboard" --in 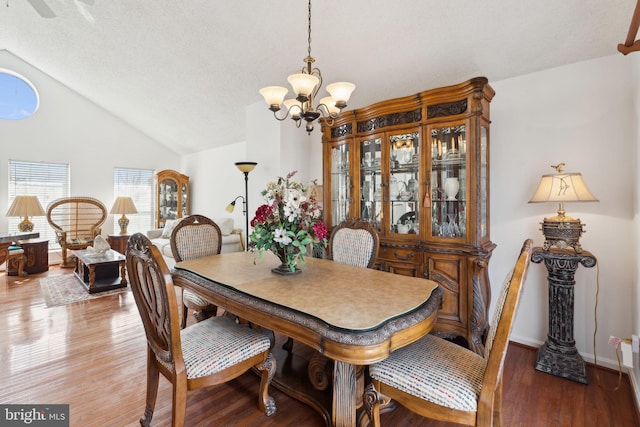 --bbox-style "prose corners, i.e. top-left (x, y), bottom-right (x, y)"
top-left (510, 334), bottom-right (622, 371)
